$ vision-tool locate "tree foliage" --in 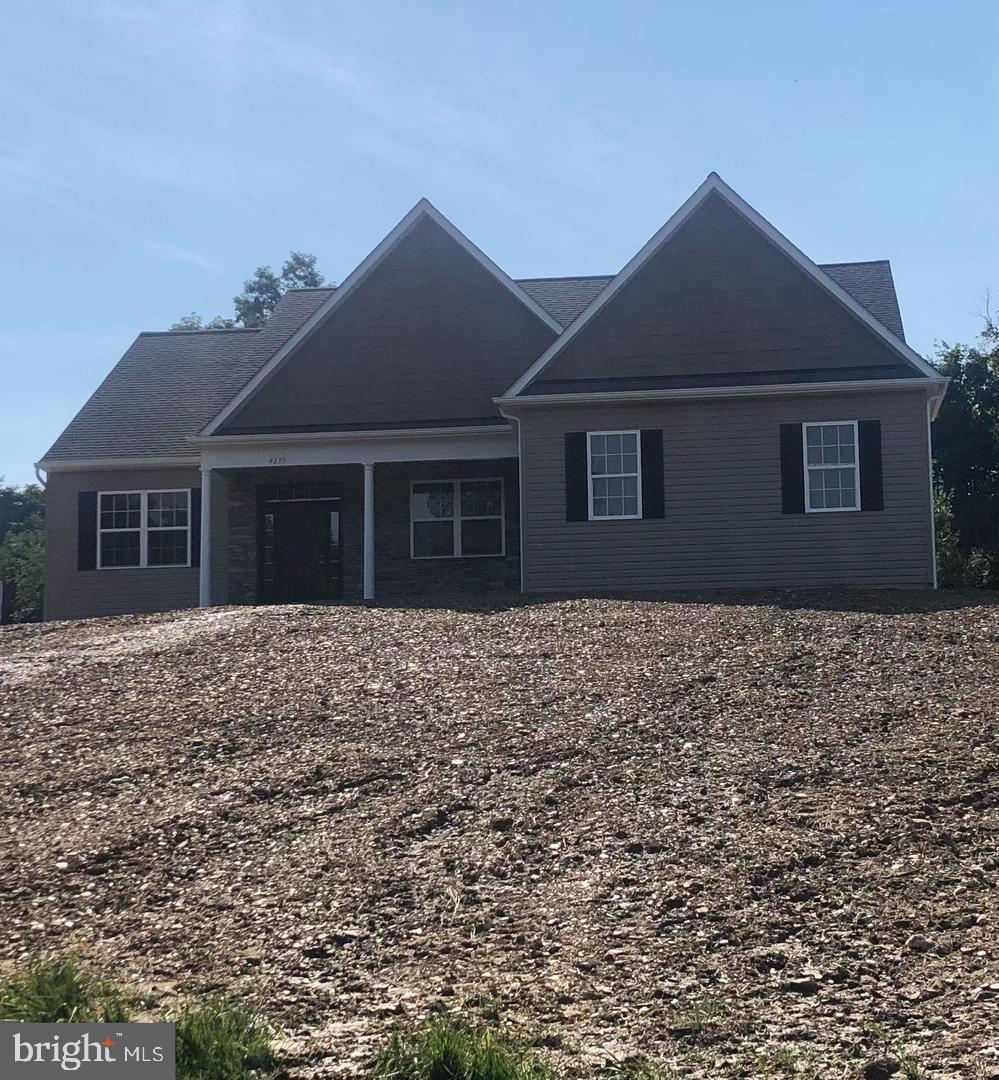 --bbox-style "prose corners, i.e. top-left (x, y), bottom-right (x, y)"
top-left (933, 317), bottom-right (999, 586)
top-left (171, 251), bottom-right (327, 331)
top-left (0, 480), bottom-right (44, 622)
